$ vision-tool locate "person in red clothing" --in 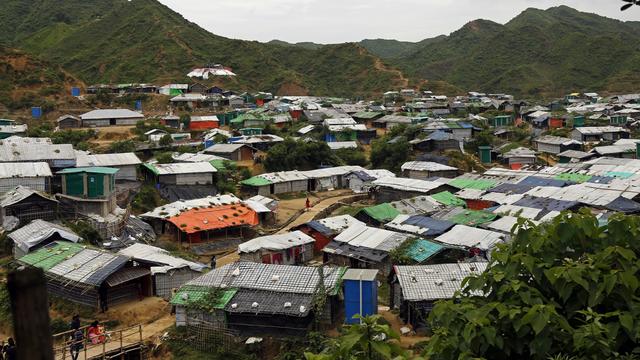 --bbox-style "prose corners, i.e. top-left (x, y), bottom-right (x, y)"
top-left (305, 197), bottom-right (311, 211)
